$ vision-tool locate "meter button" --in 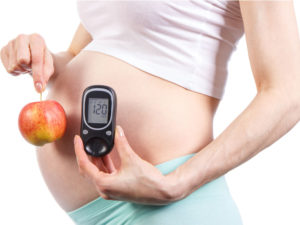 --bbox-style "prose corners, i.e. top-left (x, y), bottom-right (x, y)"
top-left (83, 129), bottom-right (88, 135)
top-left (106, 130), bottom-right (112, 136)
top-left (86, 138), bottom-right (108, 156)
